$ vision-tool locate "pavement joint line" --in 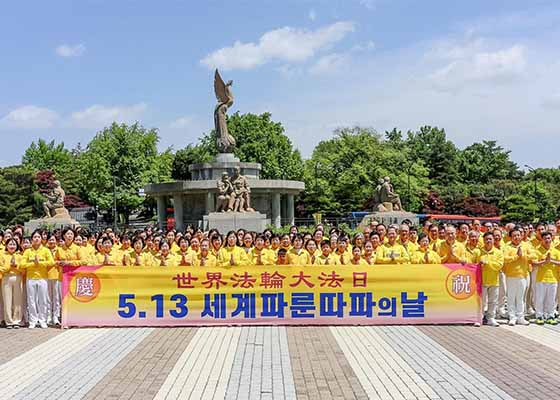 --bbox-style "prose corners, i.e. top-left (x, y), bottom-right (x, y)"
top-left (503, 324), bottom-right (560, 352)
